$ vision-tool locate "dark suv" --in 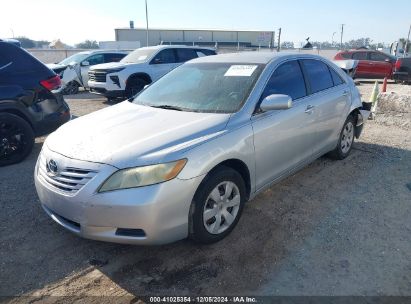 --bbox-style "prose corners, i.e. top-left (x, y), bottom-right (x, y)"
top-left (0, 41), bottom-right (70, 166)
